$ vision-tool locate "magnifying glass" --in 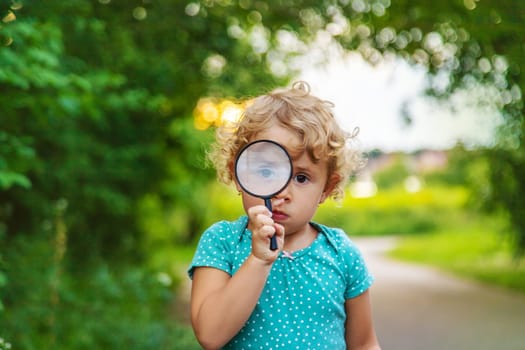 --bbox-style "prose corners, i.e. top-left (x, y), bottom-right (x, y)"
top-left (234, 140), bottom-right (293, 250)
